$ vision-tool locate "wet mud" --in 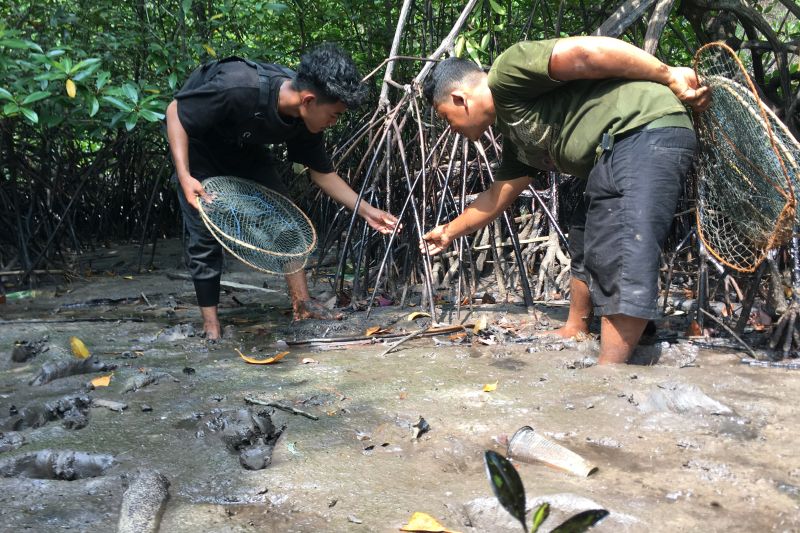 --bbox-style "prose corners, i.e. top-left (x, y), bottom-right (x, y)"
top-left (1, 240), bottom-right (799, 532)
